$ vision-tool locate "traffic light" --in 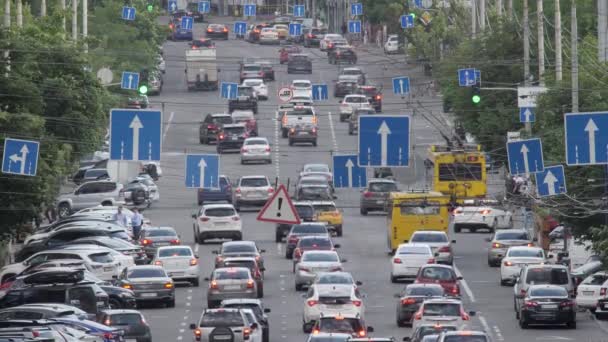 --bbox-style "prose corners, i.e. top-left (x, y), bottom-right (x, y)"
top-left (138, 84), bottom-right (148, 95)
top-left (147, 4), bottom-right (154, 12)
top-left (471, 85), bottom-right (481, 104)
